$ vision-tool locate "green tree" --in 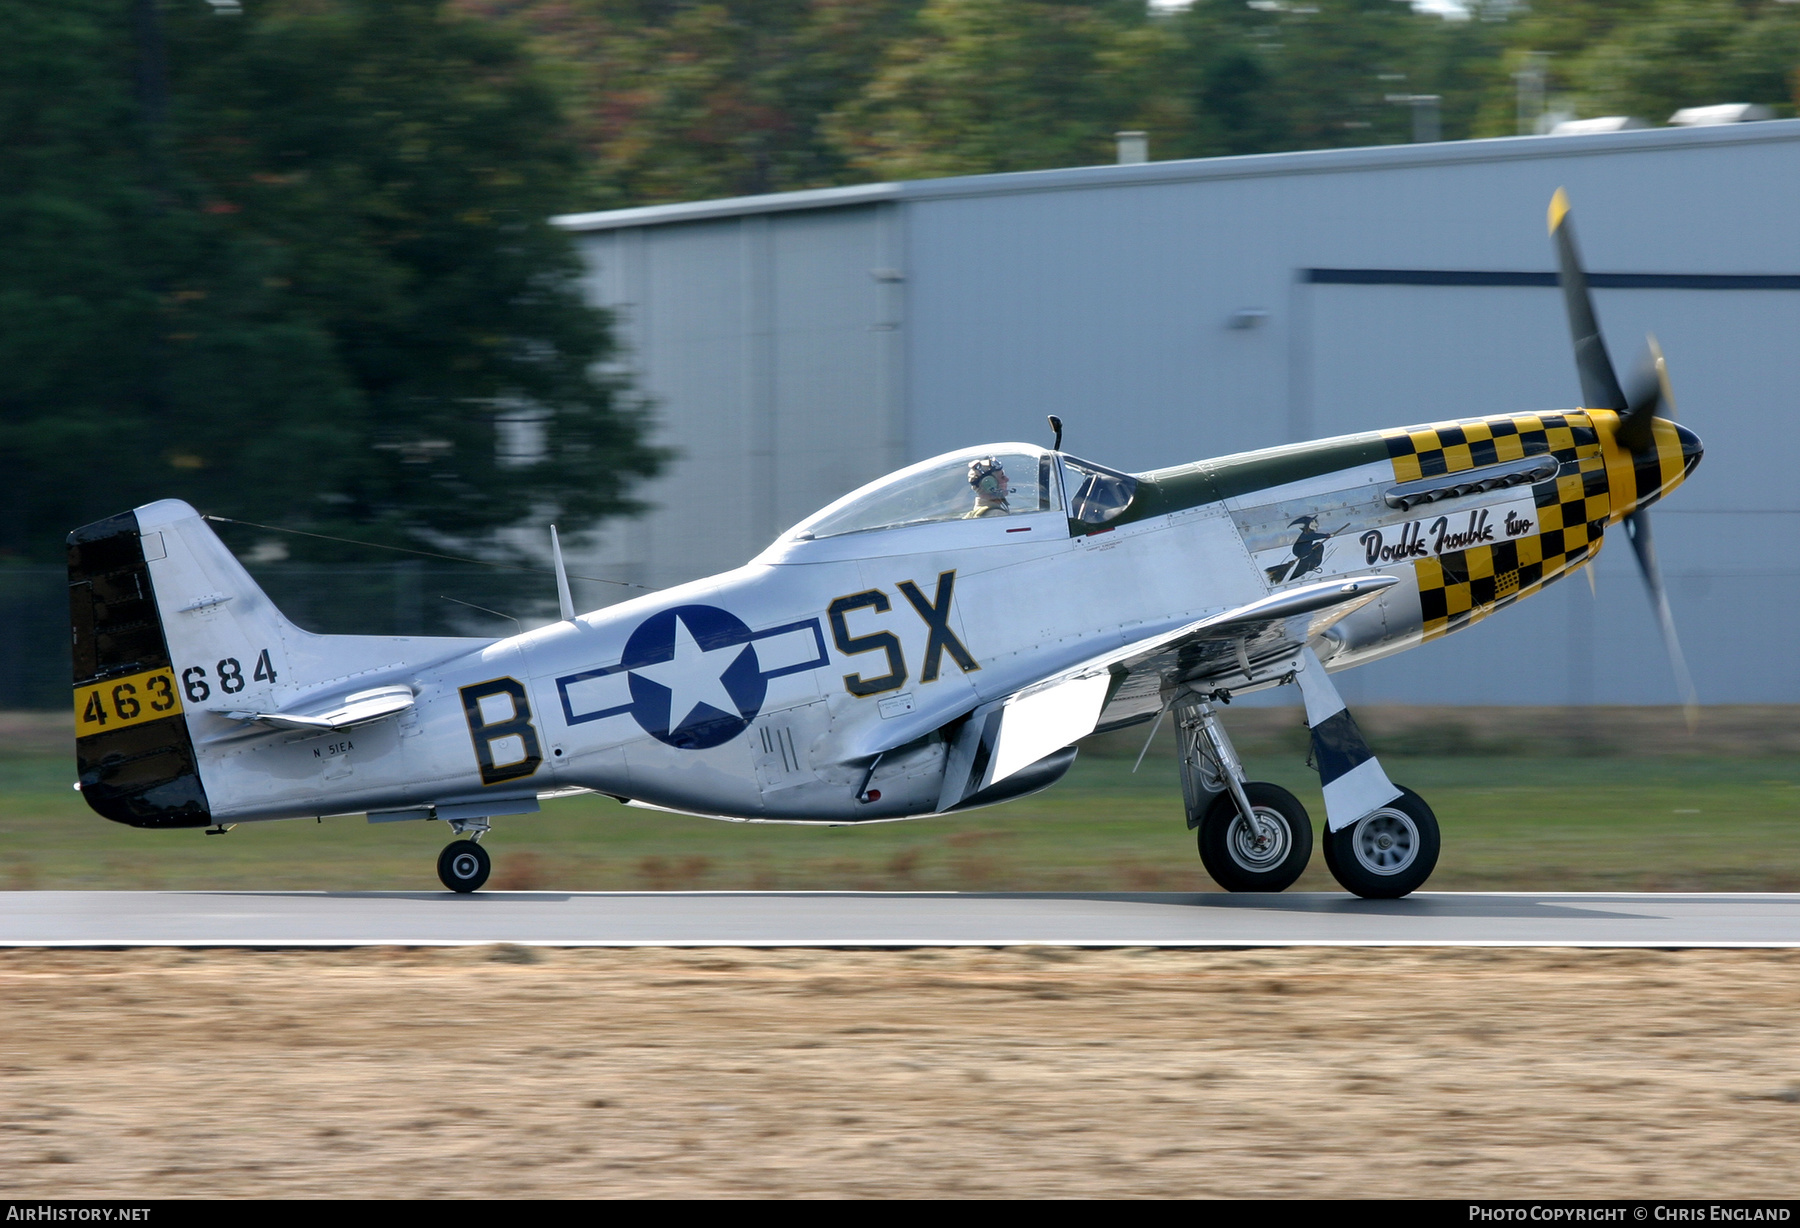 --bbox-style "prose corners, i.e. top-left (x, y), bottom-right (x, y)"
top-left (1164, 0), bottom-right (1506, 157)
top-left (0, 0), bottom-right (660, 567)
top-left (825, 0), bottom-right (1175, 179)
top-left (1161, 0), bottom-right (1283, 158)
top-left (1574, 0), bottom-right (1800, 122)
top-left (1251, 0), bottom-right (1423, 151)
top-left (1469, 0), bottom-right (1800, 135)
top-left (824, 0), bottom-right (1499, 180)
top-left (461, 0), bottom-right (926, 205)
